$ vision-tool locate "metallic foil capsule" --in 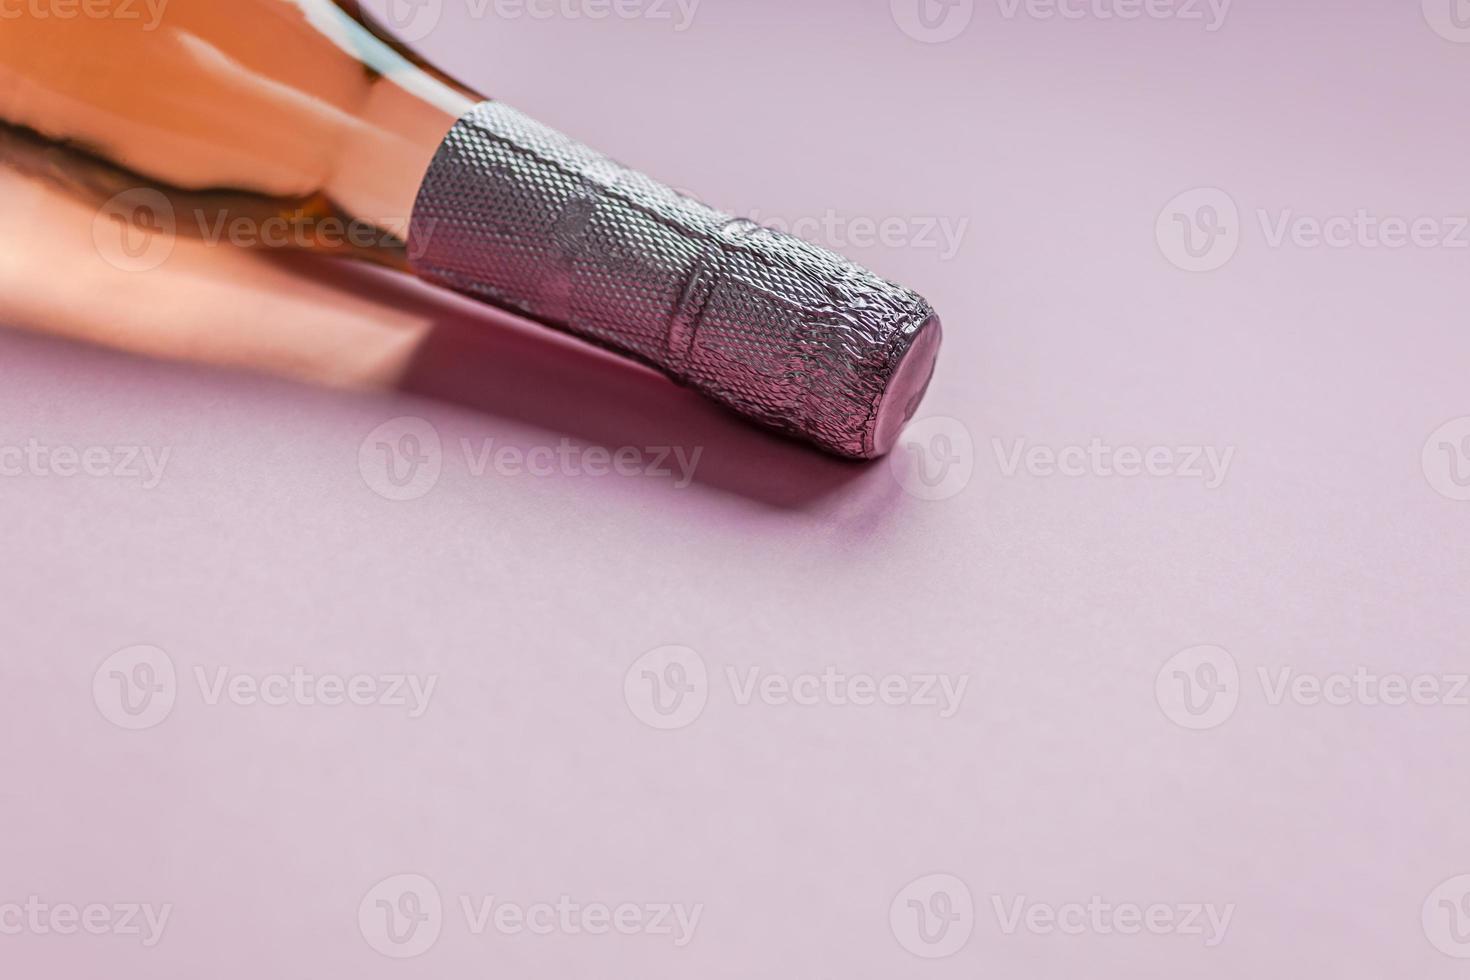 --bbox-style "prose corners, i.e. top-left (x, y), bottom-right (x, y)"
top-left (410, 101), bottom-right (942, 459)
